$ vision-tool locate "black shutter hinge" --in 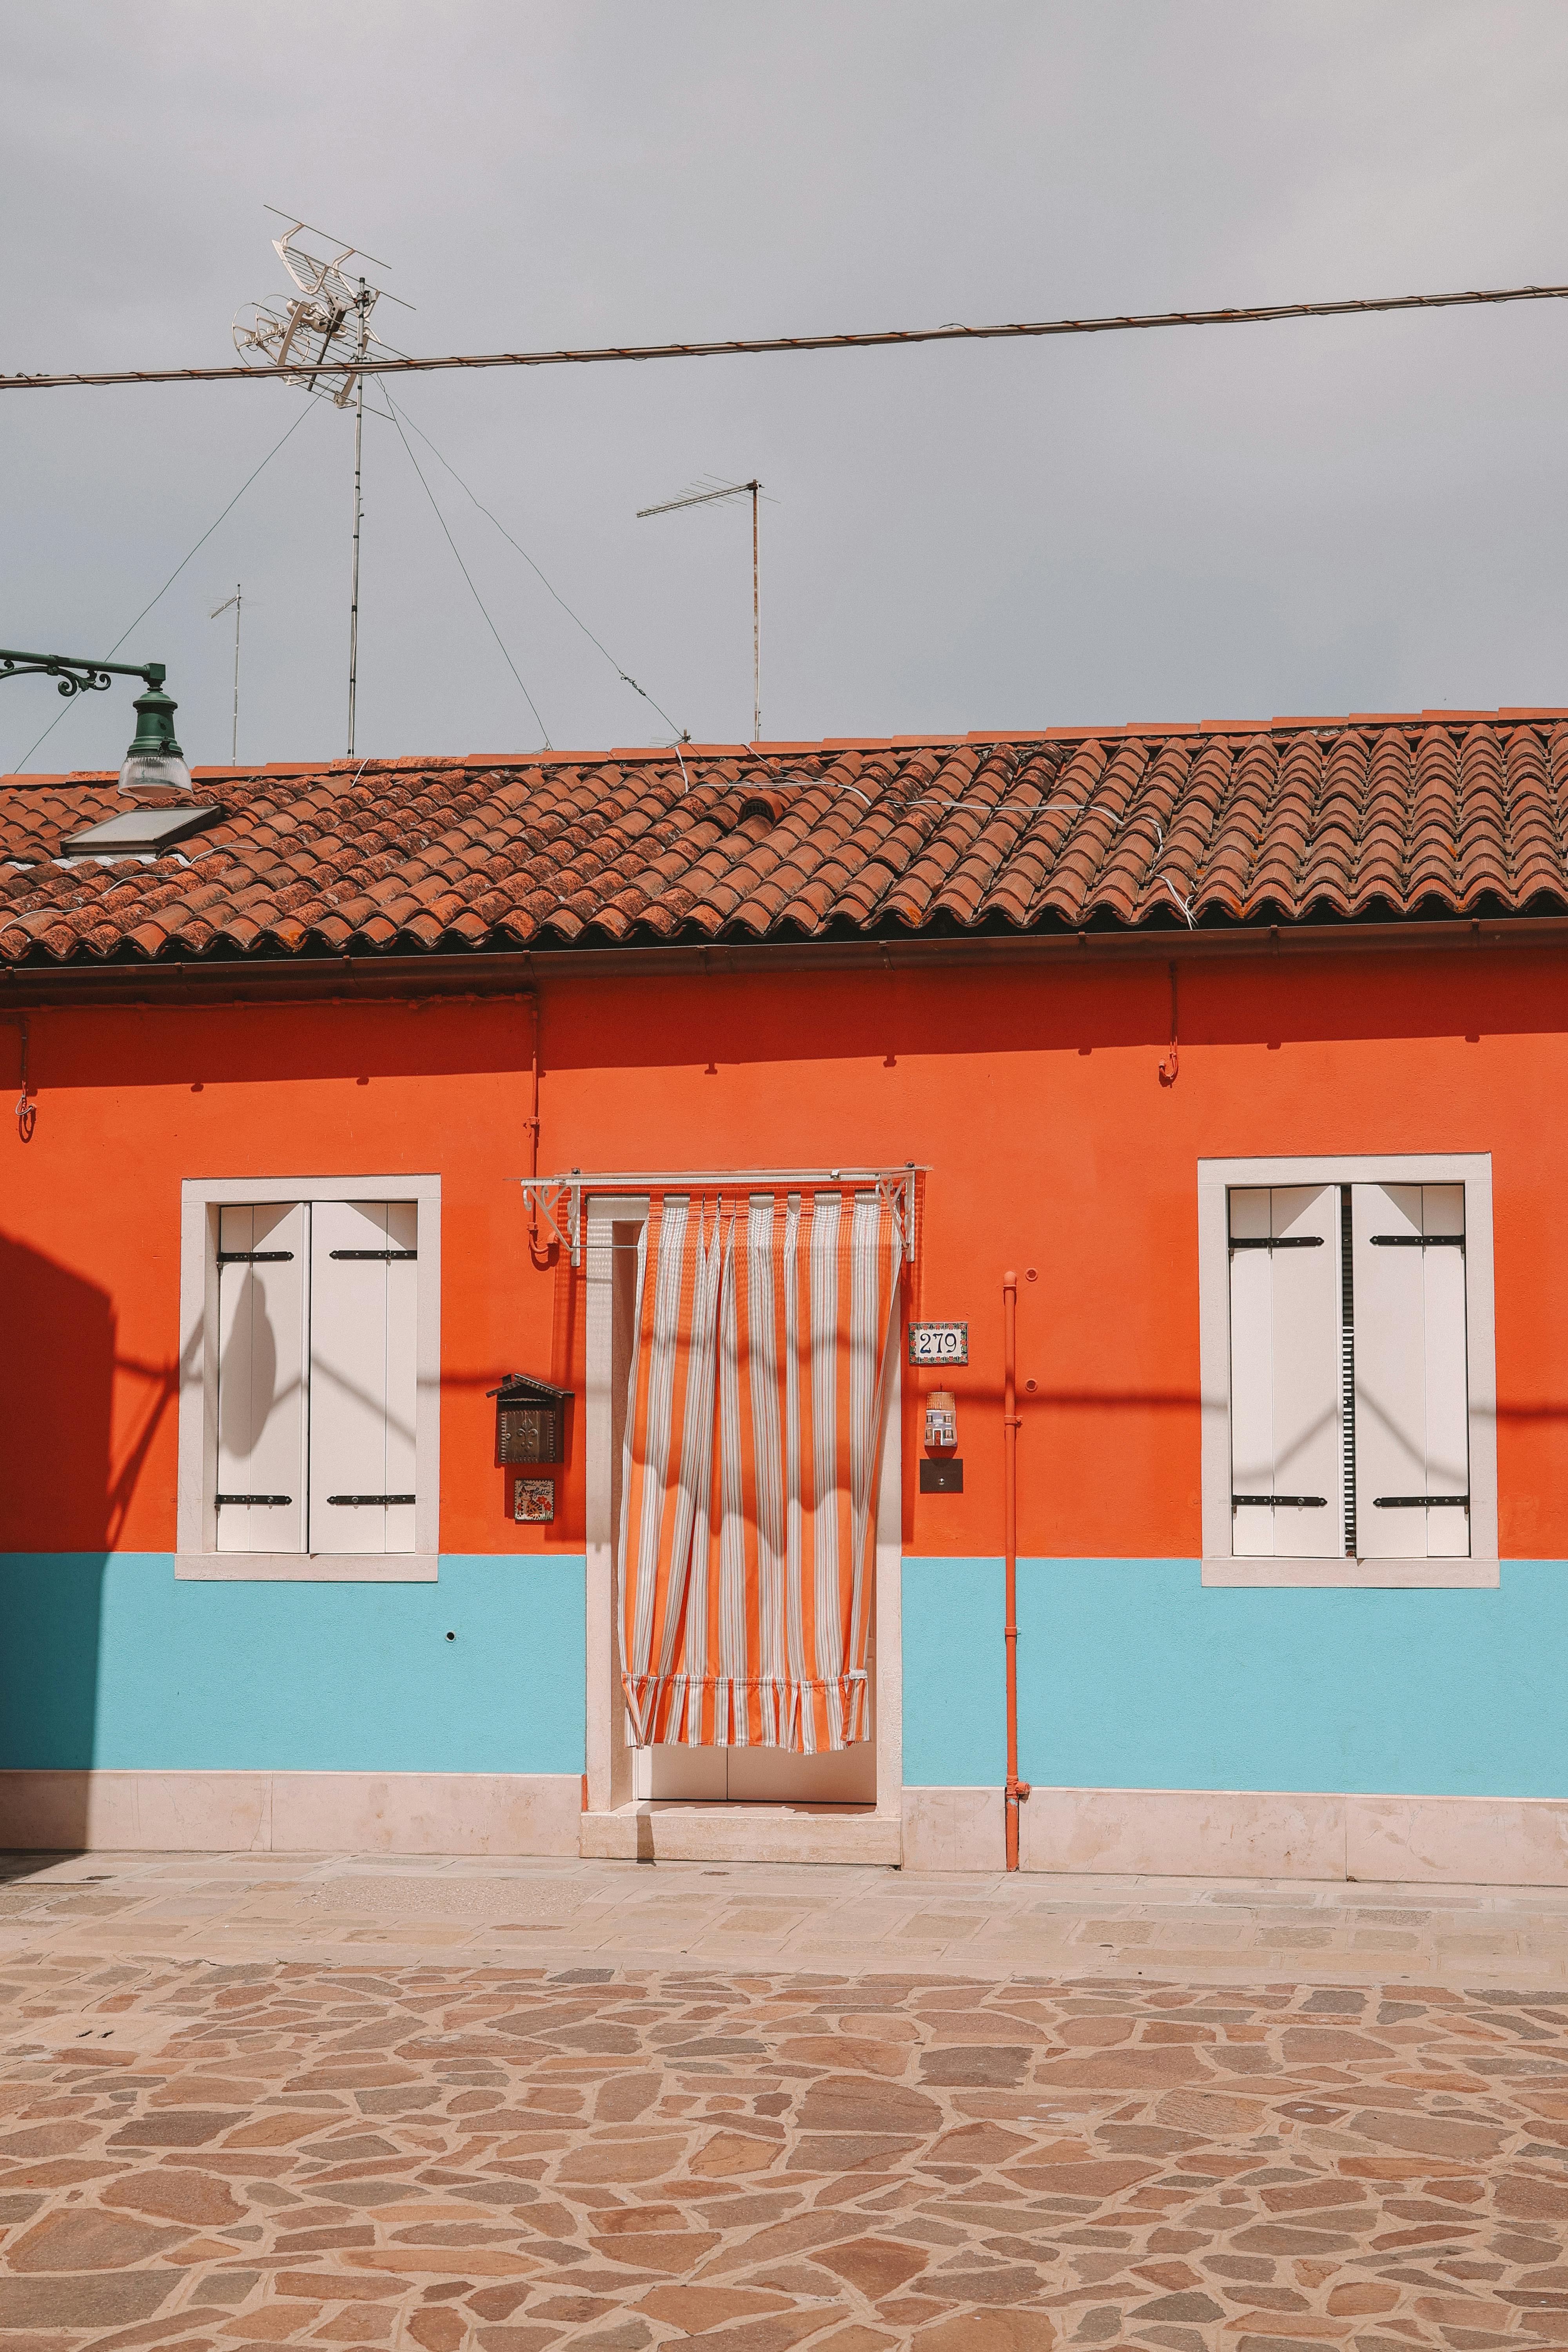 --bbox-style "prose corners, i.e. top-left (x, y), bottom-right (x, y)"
top-left (1372, 1494), bottom-right (1470, 1509)
top-left (1228, 1236), bottom-right (1324, 1252)
top-left (1232, 1493), bottom-right (1327, 1508)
